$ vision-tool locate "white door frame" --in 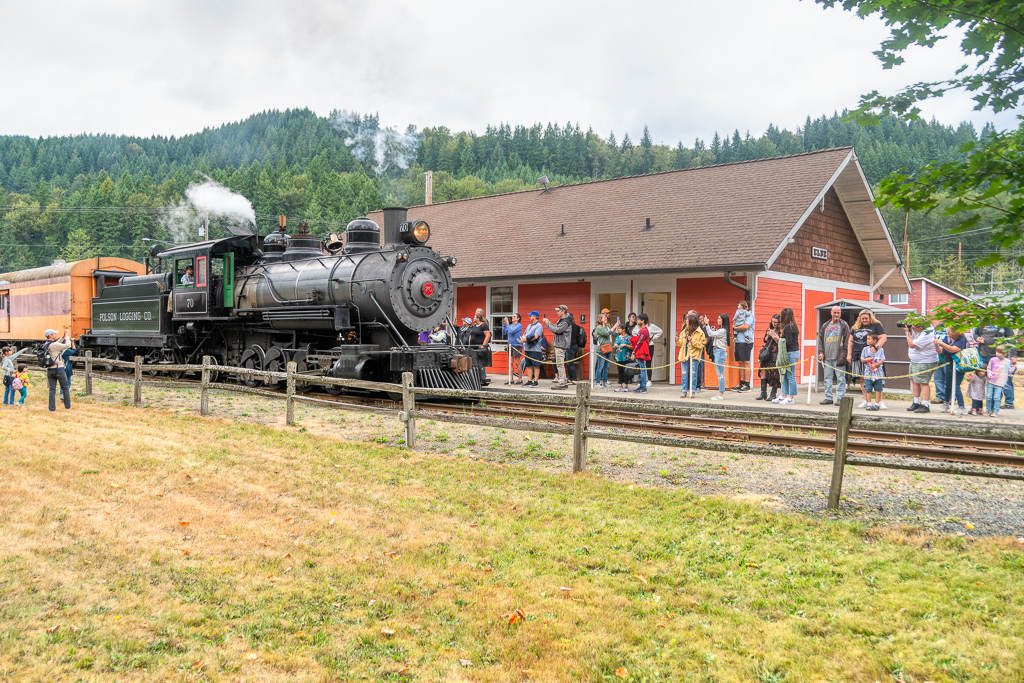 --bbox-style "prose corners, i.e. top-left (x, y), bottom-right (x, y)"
top-left (633, 275), bottom-right (677, 384)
